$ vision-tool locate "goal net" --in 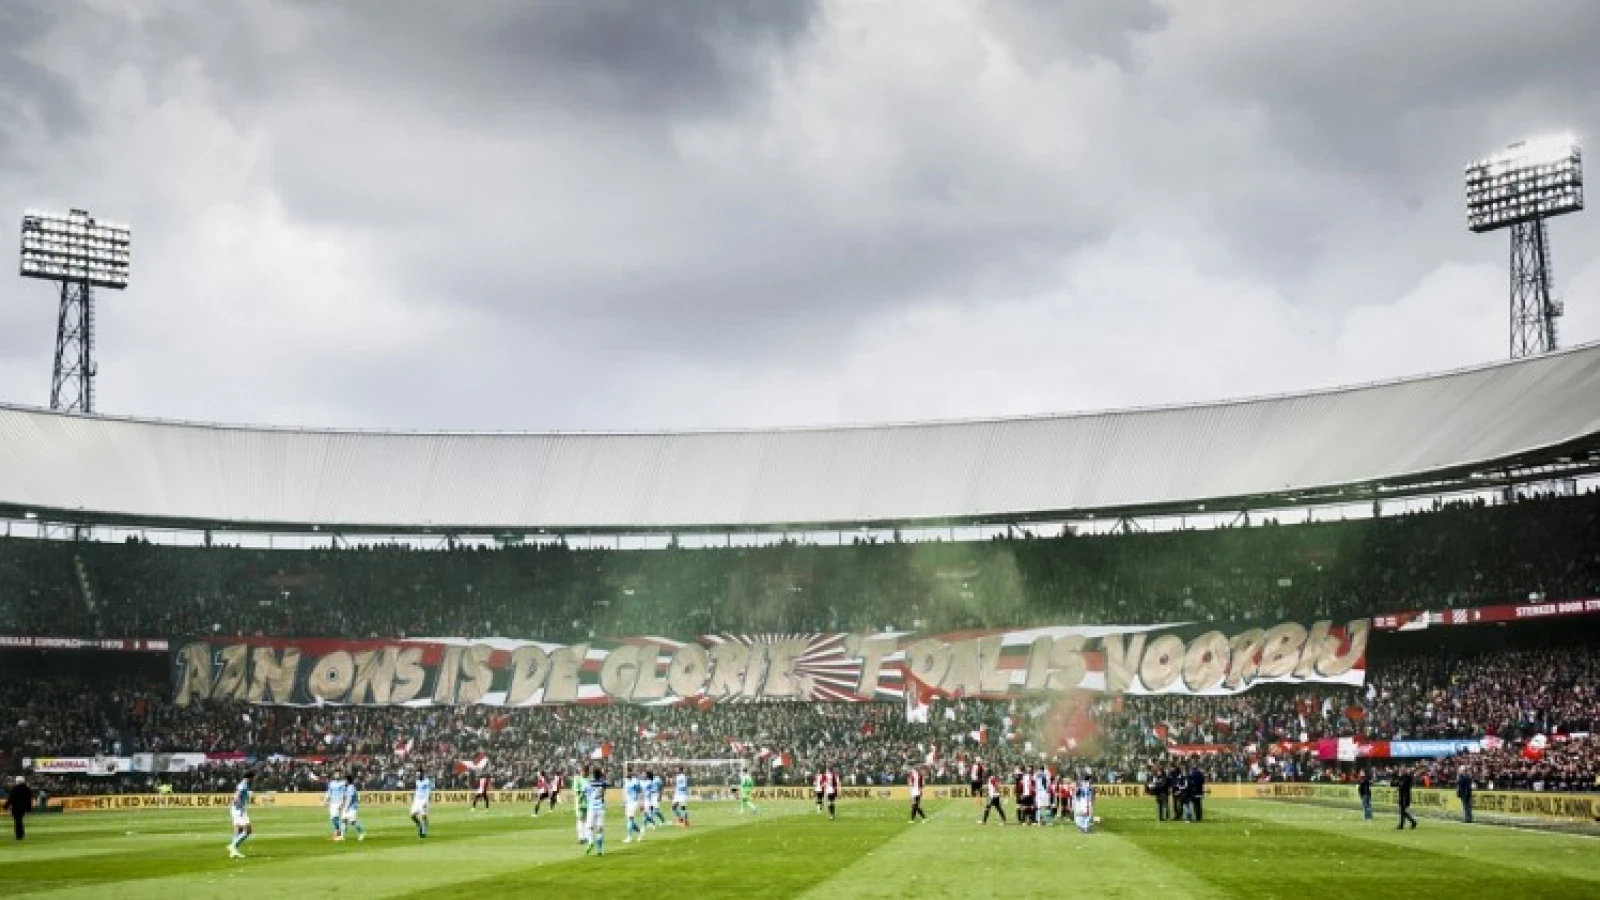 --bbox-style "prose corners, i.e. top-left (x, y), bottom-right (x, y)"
top-left (622, 758), bottom-right (749, 802)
